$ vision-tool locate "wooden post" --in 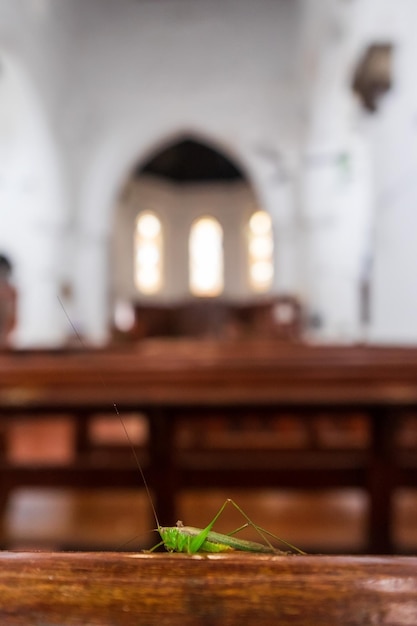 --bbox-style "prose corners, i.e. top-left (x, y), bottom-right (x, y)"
top-left (367, 408), bottom-right (396, 553)
top-left (148, 409), bottom-right (178, 526)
